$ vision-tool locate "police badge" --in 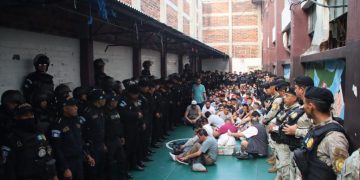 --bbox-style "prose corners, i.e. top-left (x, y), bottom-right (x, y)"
top-left (38, 147), bottom-right (47, 157)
